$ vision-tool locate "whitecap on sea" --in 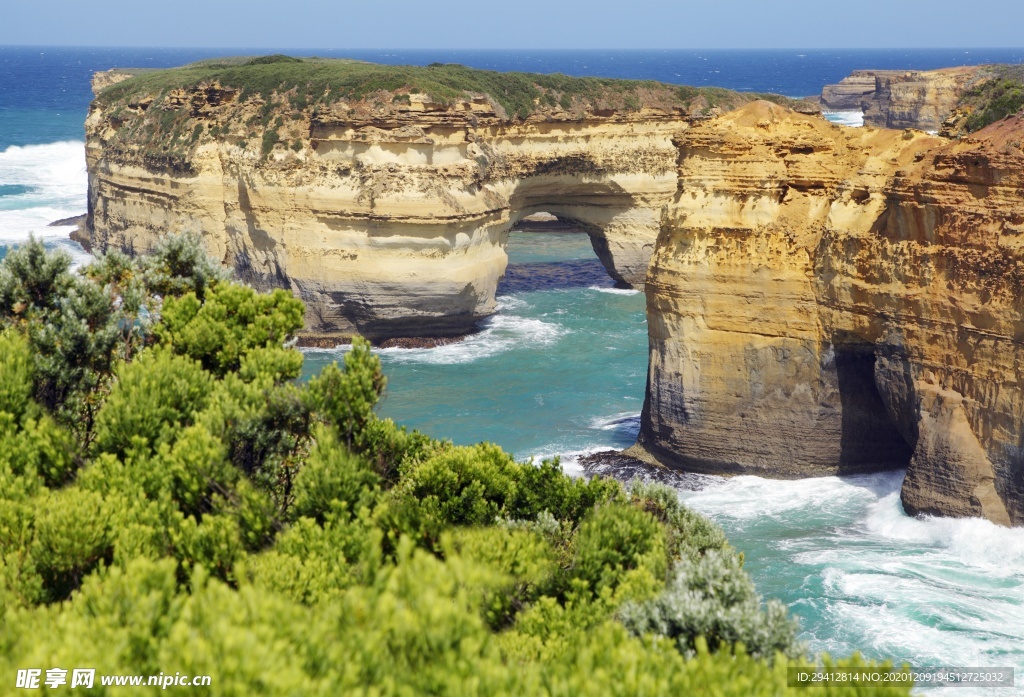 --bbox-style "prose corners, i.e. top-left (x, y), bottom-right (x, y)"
top-left (823, 110), bottom-right (865, 128)
top-left (377, 312), bottom-right (566, 366)
top-left (587, 411), bottom-right (641, 438)
top-left (678, 471), bottom-right (1024, 695)
top-left (589, 286), bottom-right (641, 295)
top-left (0, 140), bottom-right (90, 265)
